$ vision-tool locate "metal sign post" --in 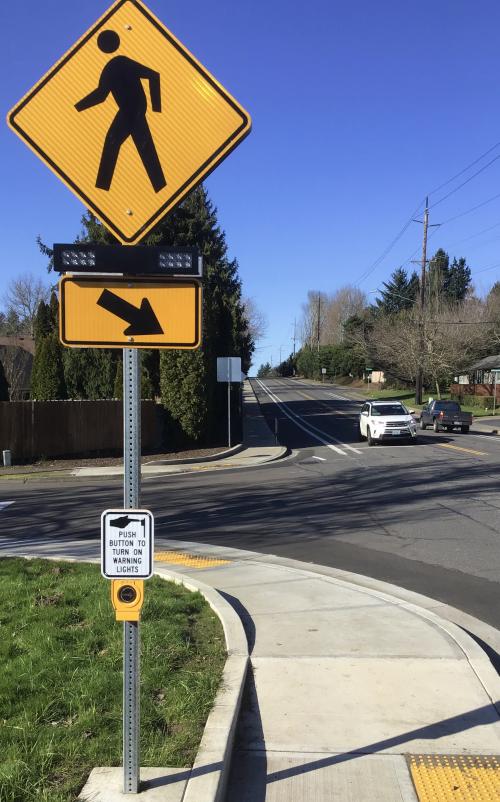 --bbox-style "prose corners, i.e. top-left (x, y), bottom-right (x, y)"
top-left (217, 357), bottom-right (242, 449)
top-left (493, 369), bottom-right (500, 416)
top-left (9, 0), bottom-right (249, 792)
top-left (228, 360), bottom-right (232, 449)
top-left (123, 347), bottom-right (141, 794)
